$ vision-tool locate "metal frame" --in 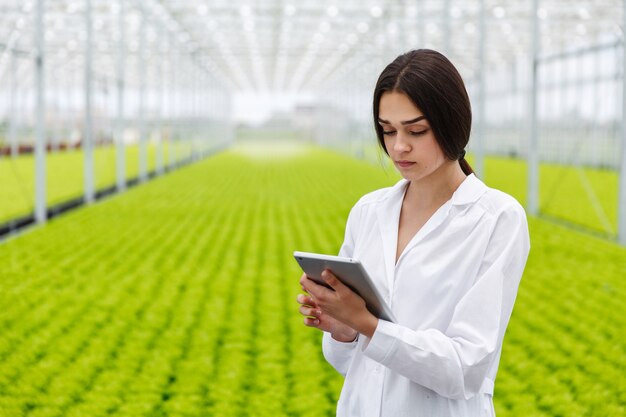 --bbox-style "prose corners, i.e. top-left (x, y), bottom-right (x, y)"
top-left (115, 0), bottom-right (126, 192)
top-left (617, 0), bottom-right (626, 246)
top-left (84, 0), bottom-right (94, 204)
top-left (34, 0), bottom-right (46, 224)
top-left (474, 0), bottom-right (486, 180)
top-left (528, 0), bottom-right (540, 217)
